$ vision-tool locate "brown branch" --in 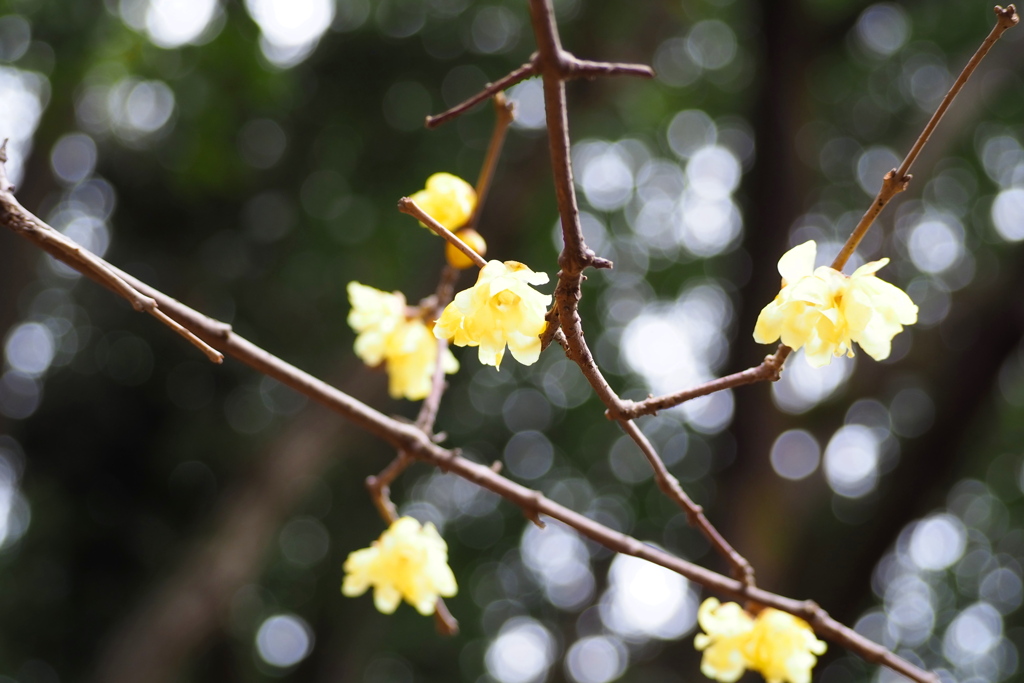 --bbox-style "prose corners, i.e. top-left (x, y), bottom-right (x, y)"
top-left (469, 93), bottom-right (516, 231)
top-left (398, 197), bottom-right (488, 269)
top-left (423, 54), bottom-right (652, 131)
top-left (617, 419), bottom-right (755, 586)
top-left (425, 60), bottom-right (538, 129)
top-left (365, 455), bottom-right (413, 523)
top-left (830, 3), bottom-right (1018, 270)
top-left (613, 349), bottom-right (790, 420)
top-left (367, 269), bottom-right (461, 636)
top-left (521, 0), bottom-right (752, 587)
top-left (520, 0), bottom-right (756, 598)
top-left (602, 4), bottom-right (1018, 421)
top-left (0, 140), bottom-right (223, 364)
top-left (565, 58), bottom-right (655, 80)
top-left (527, 1), bottom-right (601, 276)
top-left (1, 190), bottom-right (937, 683)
